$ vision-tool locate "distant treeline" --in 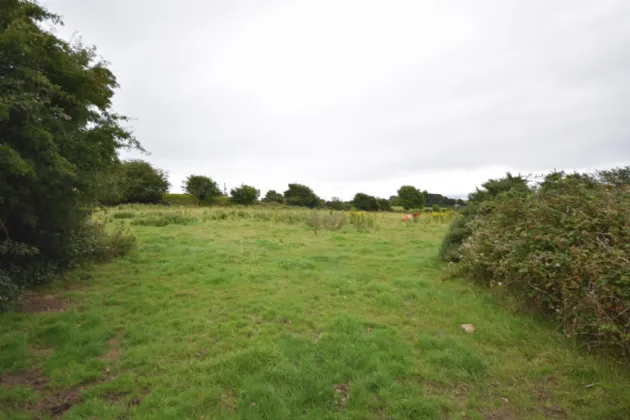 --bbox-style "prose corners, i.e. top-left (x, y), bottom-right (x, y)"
top-left (107, 160), bottom-right (466, 212)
